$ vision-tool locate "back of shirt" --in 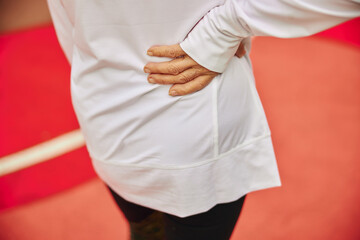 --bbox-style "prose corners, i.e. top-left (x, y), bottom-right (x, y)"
top-left (49, 0), bottom-right (267, 166)
top-left (47, 0), bottom-right (358, 217)
top-left (48, 0), bottom-right (280, 217)
top-left (62, 0), bottom-right (224, 64)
